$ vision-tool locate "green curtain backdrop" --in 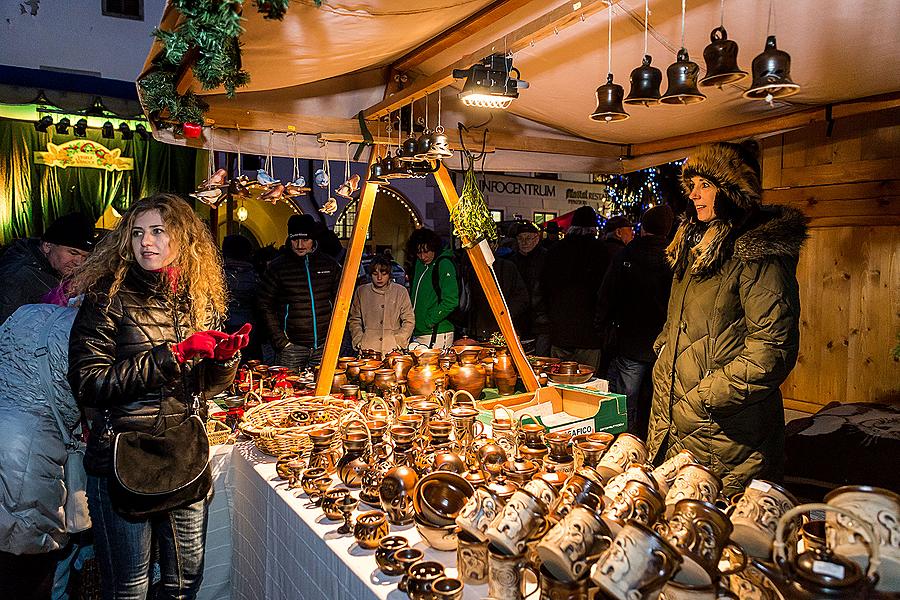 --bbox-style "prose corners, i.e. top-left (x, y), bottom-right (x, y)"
top-left (0, 118), bottom-right (201, 244)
